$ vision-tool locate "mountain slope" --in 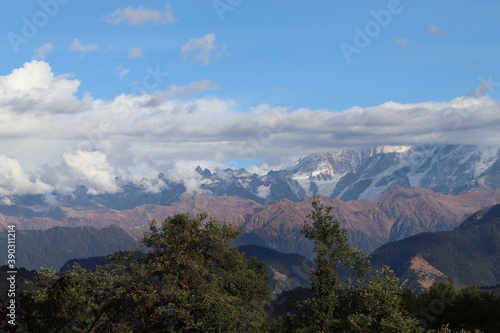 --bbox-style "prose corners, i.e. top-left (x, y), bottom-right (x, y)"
top-left (370, 204), bottom-right (500, 291)
top-left (233, 187), bottom-right (500, 255)
top-left (238, 245), bottom-right (312, 297)
top-left (2, 188), bottom-right (500, 257)
top-left (0, 225), bottom-right (137, 270)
